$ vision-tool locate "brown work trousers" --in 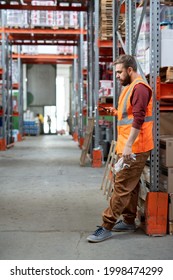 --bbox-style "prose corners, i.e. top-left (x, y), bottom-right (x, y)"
top-left (102, 151), bottom-right (150, 230)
